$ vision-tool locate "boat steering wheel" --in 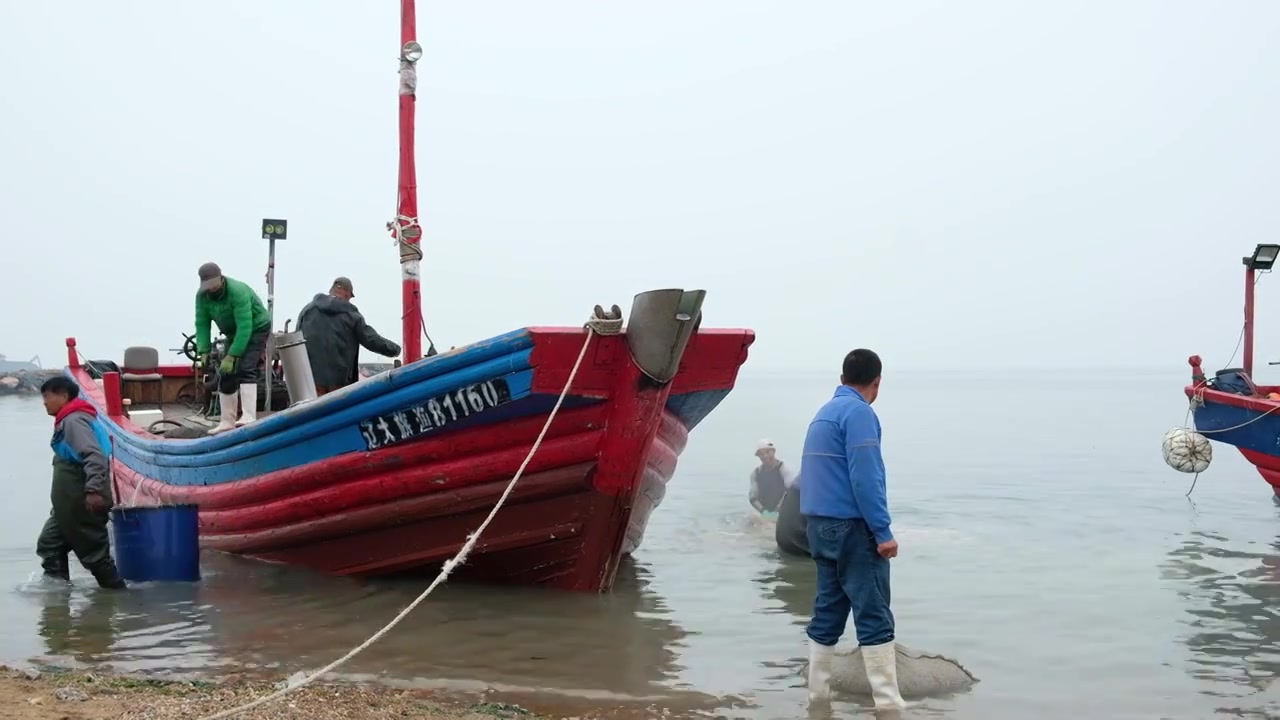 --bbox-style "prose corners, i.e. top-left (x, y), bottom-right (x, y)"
top-left (180, 334), bottom-right (199, 363)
